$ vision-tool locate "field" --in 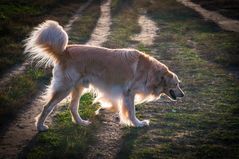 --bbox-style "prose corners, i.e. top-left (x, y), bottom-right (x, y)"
top-left (0, 0), bottom-right (239, 158)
